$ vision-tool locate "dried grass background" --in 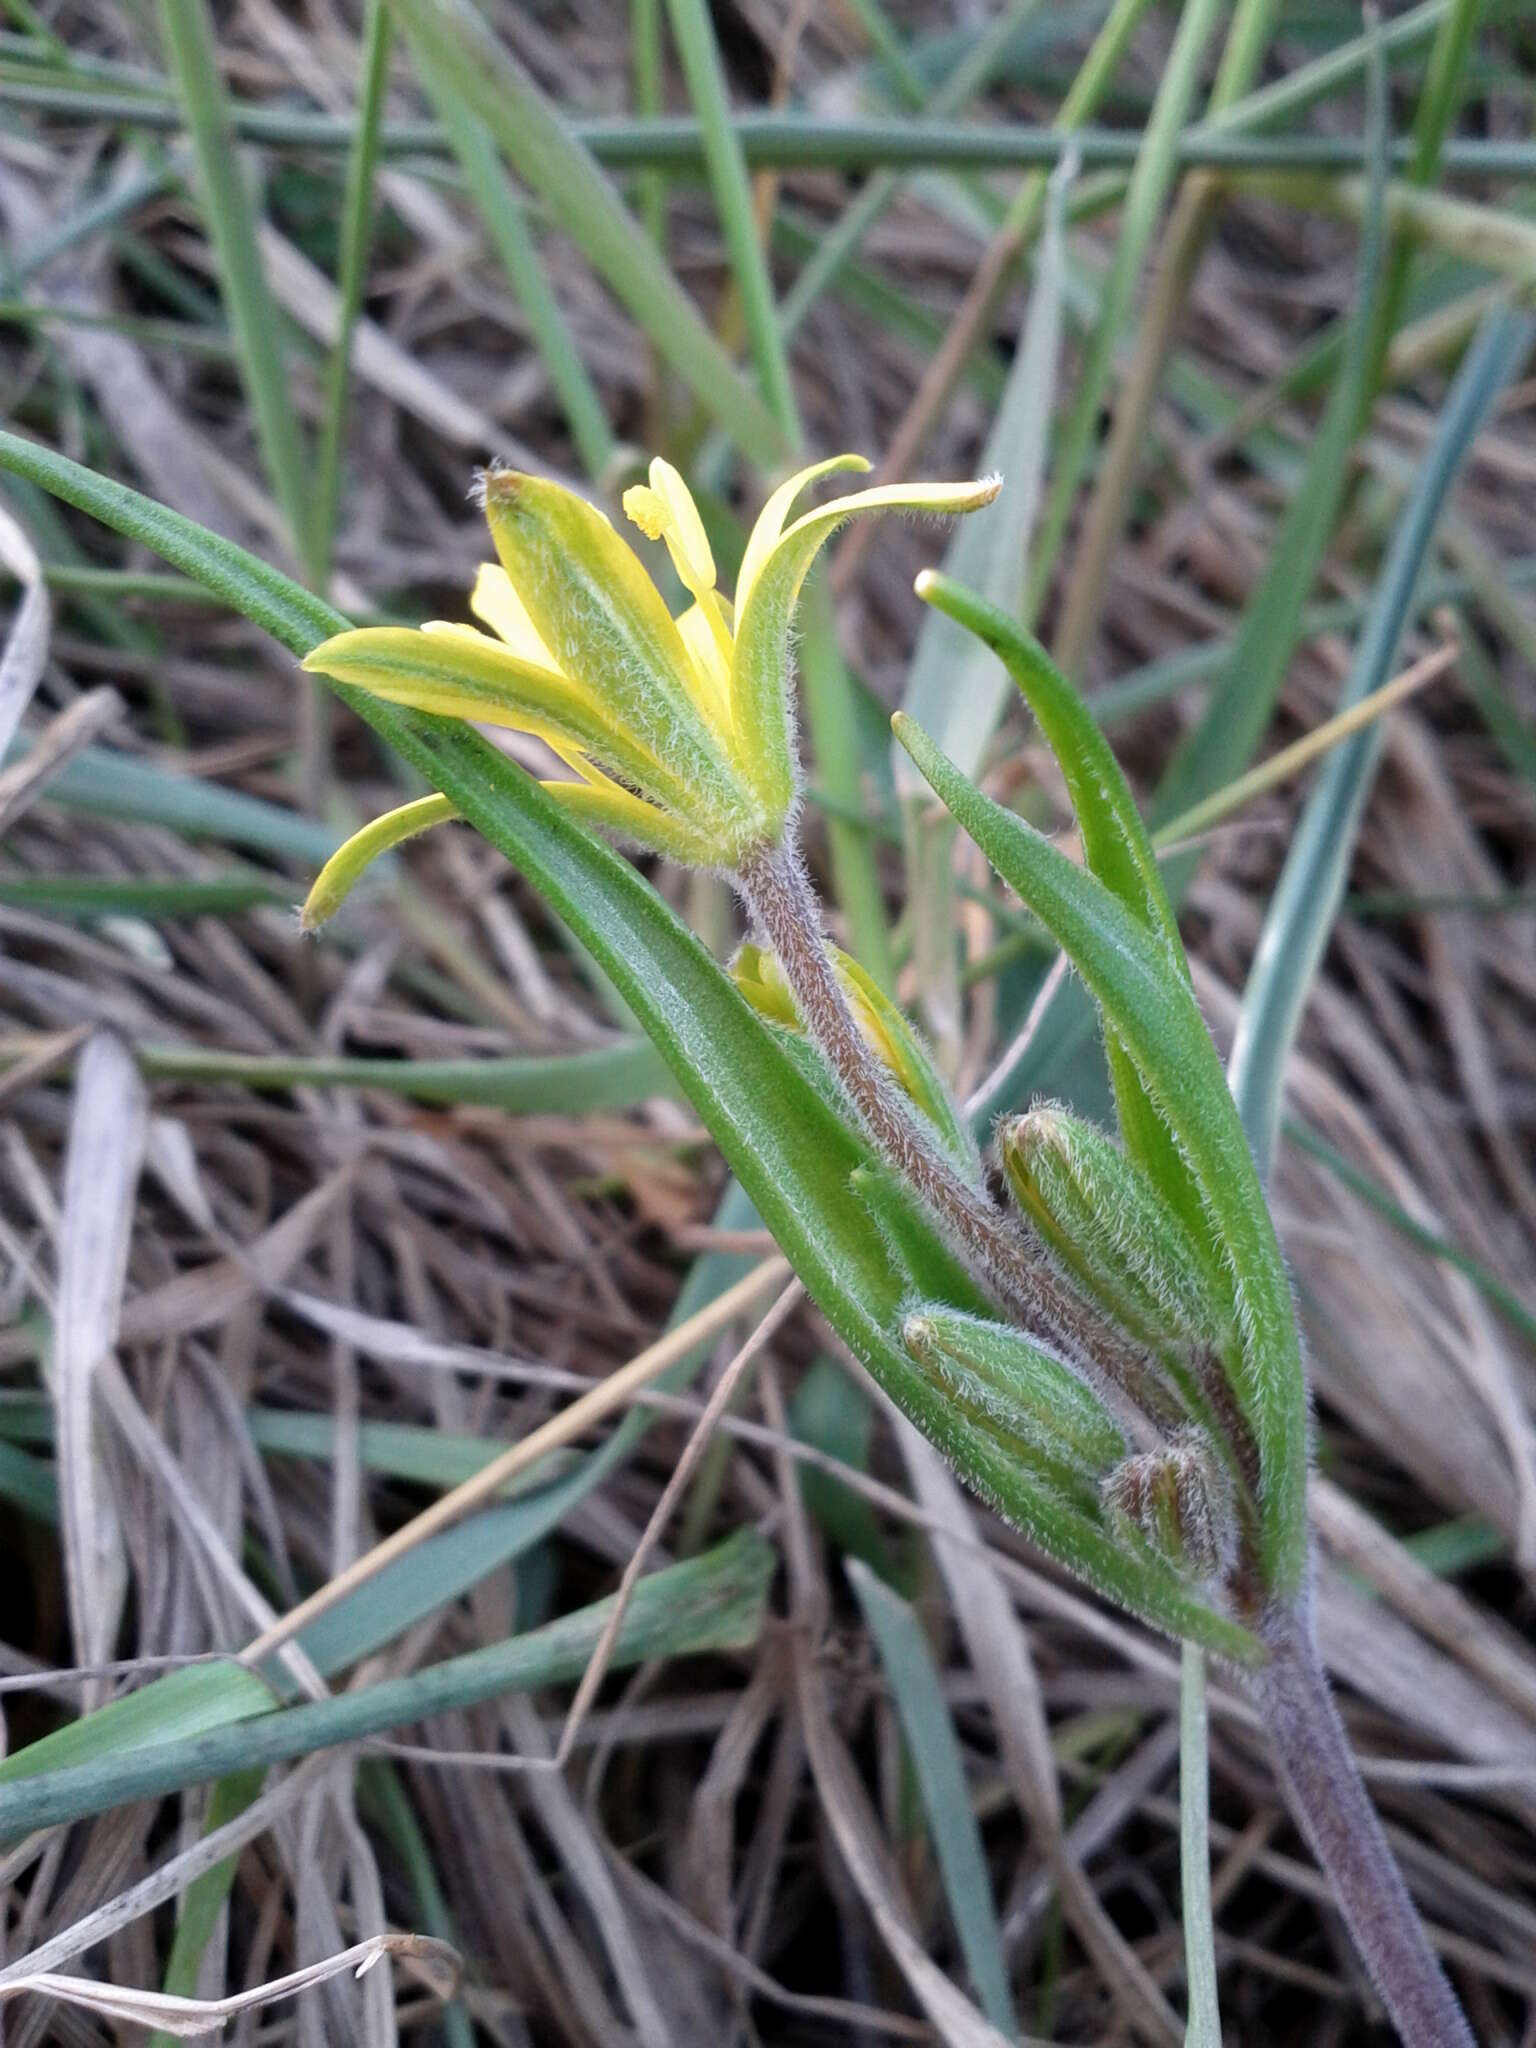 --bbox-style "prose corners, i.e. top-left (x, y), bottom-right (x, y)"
top-left (1, 1), bottom-right (1535, 2043)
